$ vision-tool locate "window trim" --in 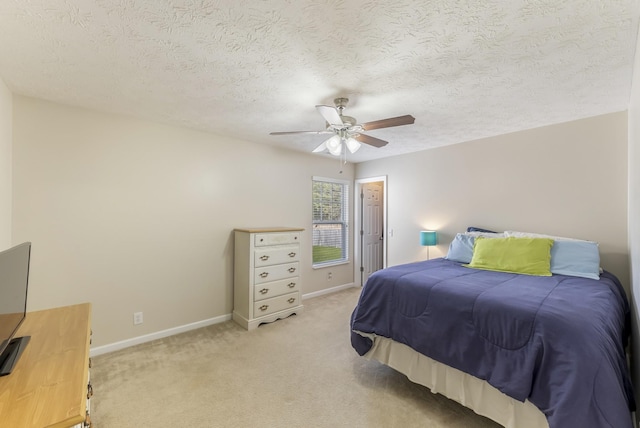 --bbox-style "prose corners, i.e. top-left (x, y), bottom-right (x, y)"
top-left (312, 176), bottom-right (350, 268)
